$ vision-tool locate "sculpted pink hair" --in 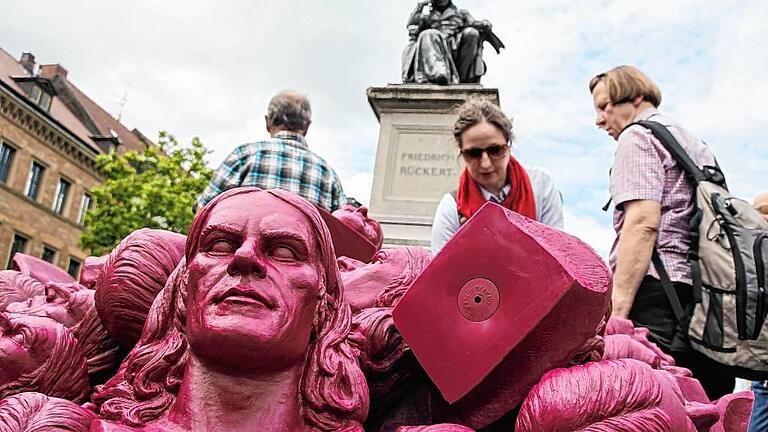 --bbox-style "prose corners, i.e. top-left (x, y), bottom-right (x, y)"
top-left (0, 392), bottom-right (95, 432)
top-left (94, 228), bottom-right (186, 349)
top-left (0, 271), bottom-right (44, 310)
top-left (373, 247), bottom-right (432, 308)
top-left (94, 187), bottom-right (369, 430)
top-left (516, 359), bottom-right (673, 432)
top-left (0, 314), bottom-right (89, 403)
